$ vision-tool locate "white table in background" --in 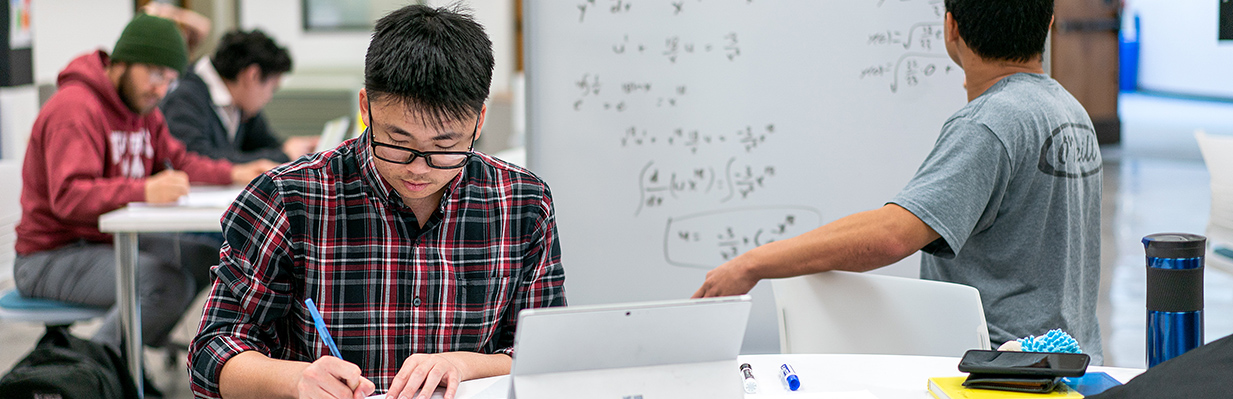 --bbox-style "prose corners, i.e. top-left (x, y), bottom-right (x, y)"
top-left (98, 186), bottom-right (242, 398)
top-left (416, 353), bottom-right (1144, 399)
